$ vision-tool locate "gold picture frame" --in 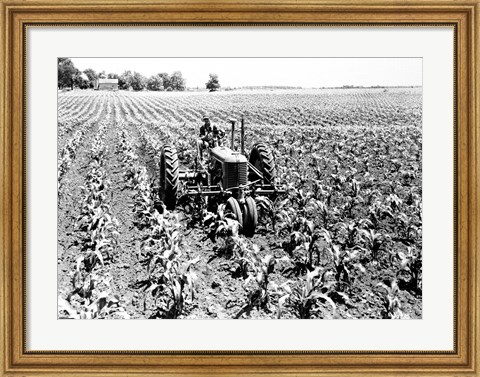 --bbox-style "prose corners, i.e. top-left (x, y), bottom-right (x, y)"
top-left (1, 0), bottom-right (478, 375)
